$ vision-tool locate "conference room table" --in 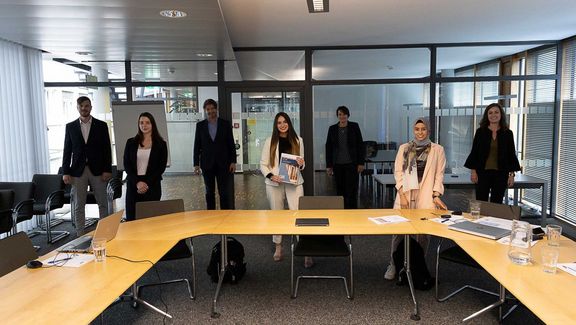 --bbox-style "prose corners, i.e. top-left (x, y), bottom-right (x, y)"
top-left (373, 173), bottom-right (549, 225)
top-left (1, 209), bottom-right (575, 324)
